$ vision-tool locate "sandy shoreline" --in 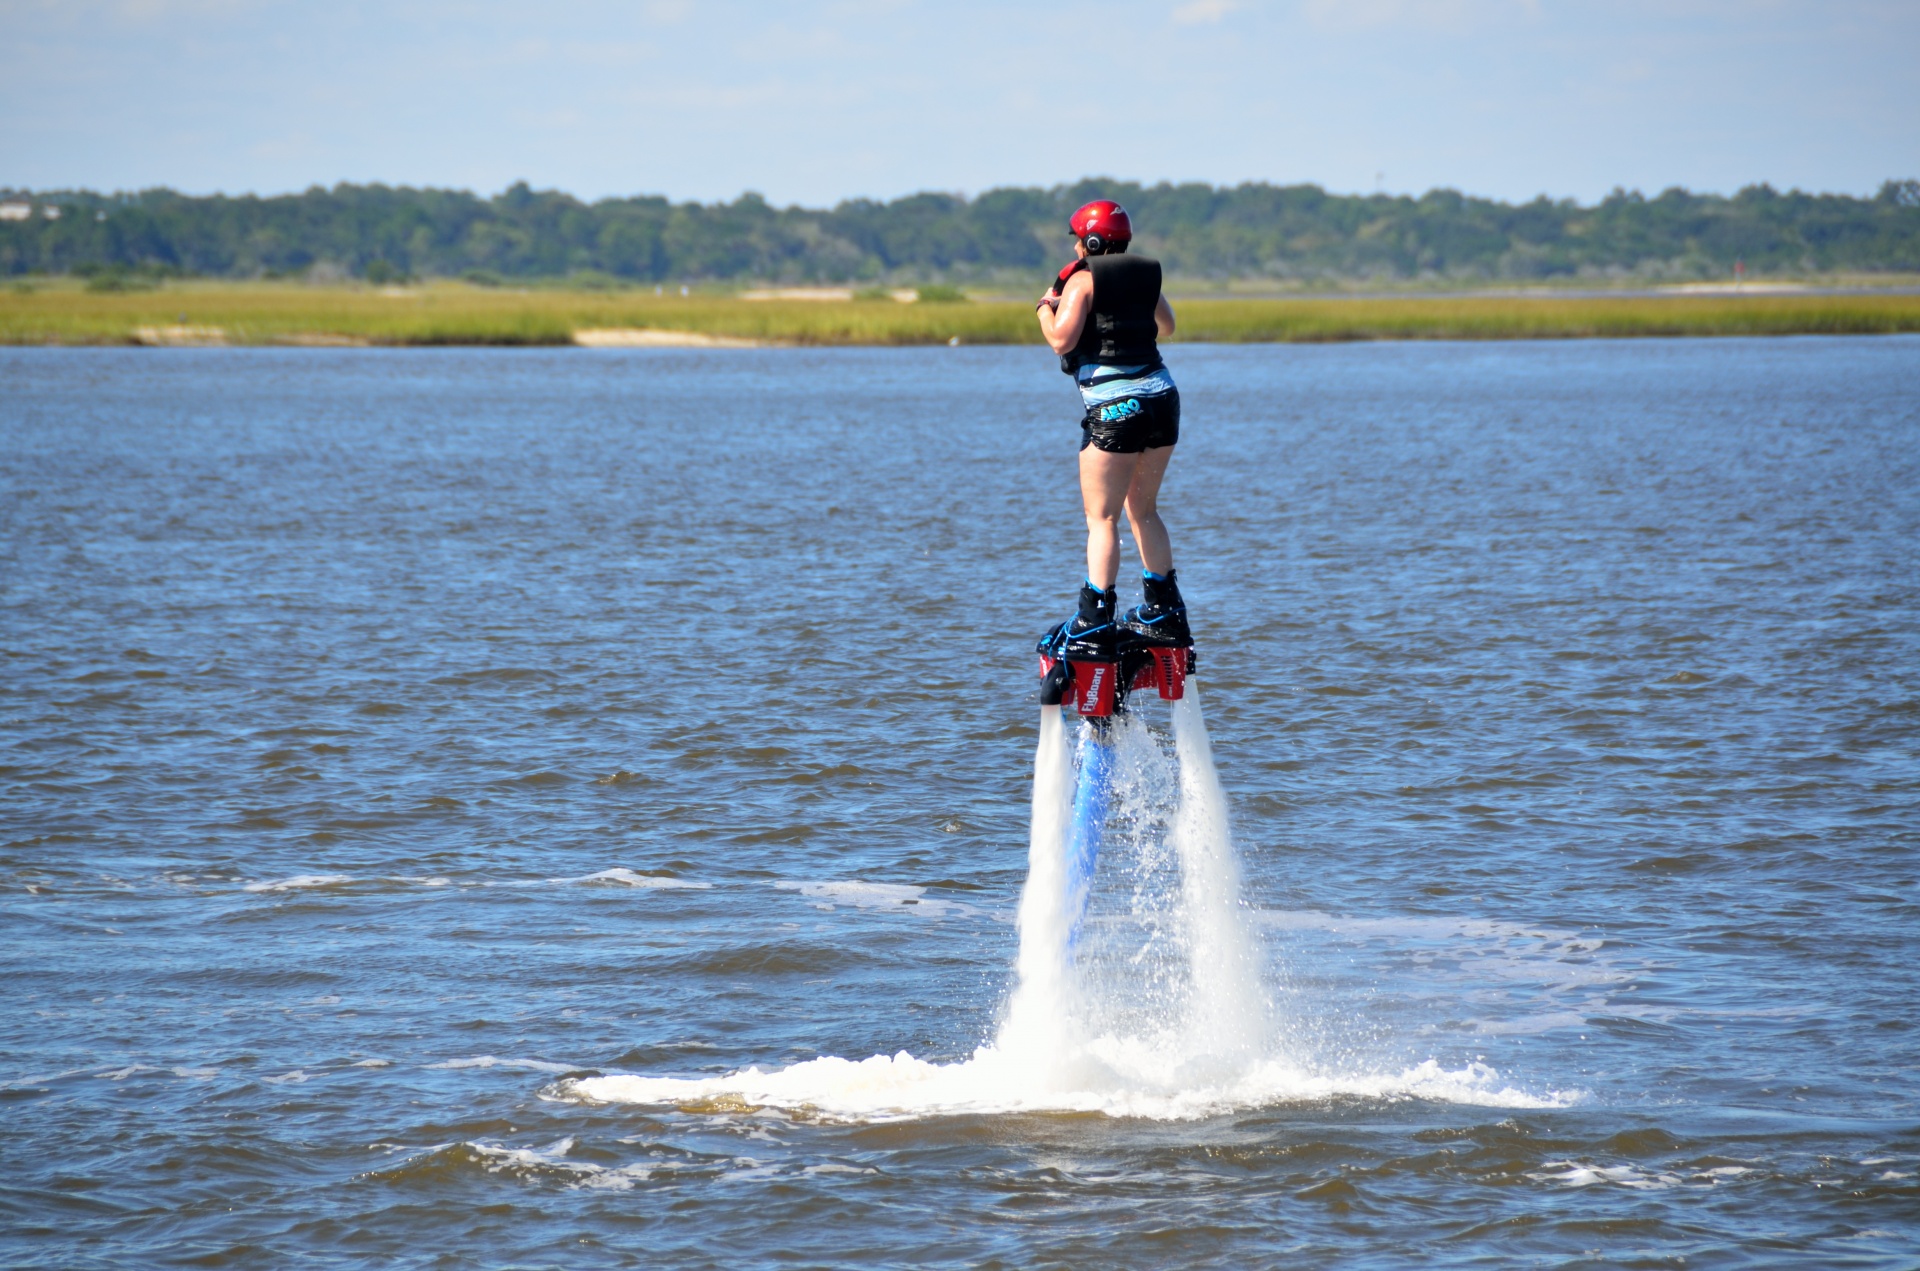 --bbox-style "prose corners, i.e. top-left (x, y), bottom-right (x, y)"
top-left (124, 326), bottom-right (769, 348)
top-left (572, 327), bottom-right (769, 348)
